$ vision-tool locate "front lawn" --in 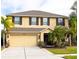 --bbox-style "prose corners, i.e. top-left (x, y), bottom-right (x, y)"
top-left (64, 56), bottom-right (77, 59)
top-left (47, 46), bottom-right (77, 54)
